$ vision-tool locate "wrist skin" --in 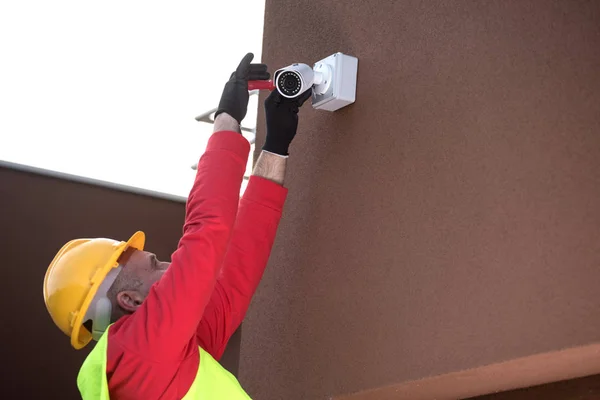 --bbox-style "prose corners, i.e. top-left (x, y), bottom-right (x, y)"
top-left (252, 150), bottom-right (287, 186)
top-left (213, 112), bottom-right (241, 134)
